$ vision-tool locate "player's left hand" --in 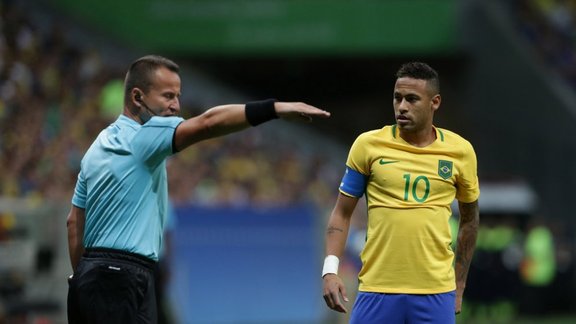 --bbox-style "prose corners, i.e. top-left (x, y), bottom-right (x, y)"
top-left (274, 102), bottom-right (331, 123)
